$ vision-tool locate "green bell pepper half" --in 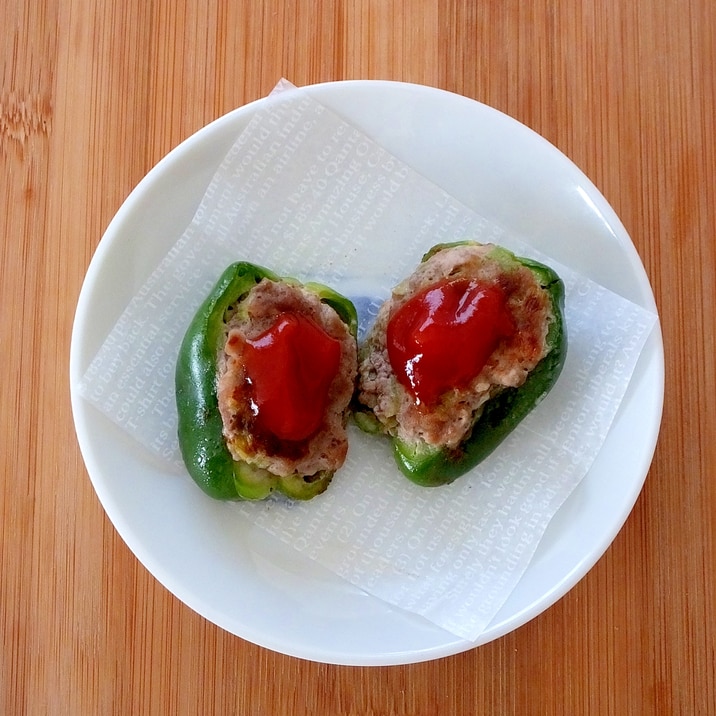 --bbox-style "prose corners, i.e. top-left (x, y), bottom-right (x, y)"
top-left (175, 261), bottom-right (358, 501)
top-left (356, 241), bottom-right (567, 488)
